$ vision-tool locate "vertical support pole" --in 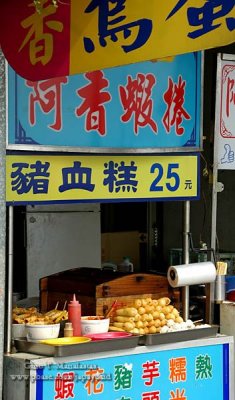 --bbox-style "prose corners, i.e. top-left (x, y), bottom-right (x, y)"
top-left (207, 155), bottom-right (217, 324)
top-left (6, 206), bottom-right (13, 353)
top-left (182, 201), bottom-right (190, 321)
top-left (211, 162), bottom-right (218, 260)
top-left (0, 50), bottom-right (6, 396)
top-left (209, 53), bottom-right (223, 324)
